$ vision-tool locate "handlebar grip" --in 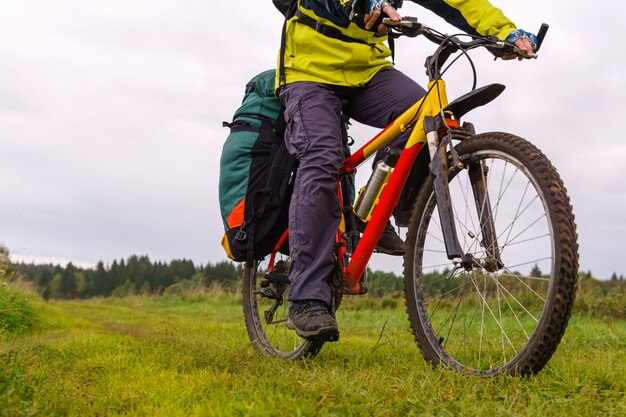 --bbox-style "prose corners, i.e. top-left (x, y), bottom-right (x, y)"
top-left (535, 23), bottom-right (549, 51)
